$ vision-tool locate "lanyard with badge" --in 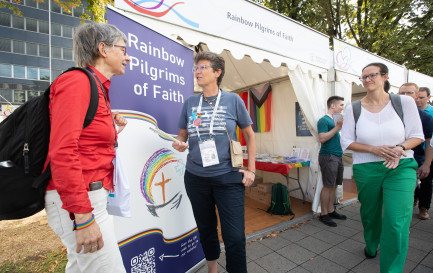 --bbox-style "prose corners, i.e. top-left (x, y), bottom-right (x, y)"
top-left (195, 91), bottom-right (221, 167)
